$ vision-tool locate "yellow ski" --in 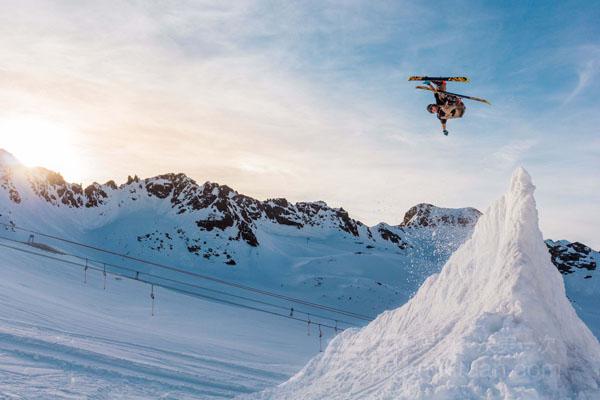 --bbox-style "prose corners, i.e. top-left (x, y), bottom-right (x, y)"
top-left (408, 76), bottom-right (469, 83)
